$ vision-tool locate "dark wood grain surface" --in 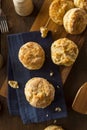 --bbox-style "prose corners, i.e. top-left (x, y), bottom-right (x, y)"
top-left (0, 0), bottom-right (87, 130)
